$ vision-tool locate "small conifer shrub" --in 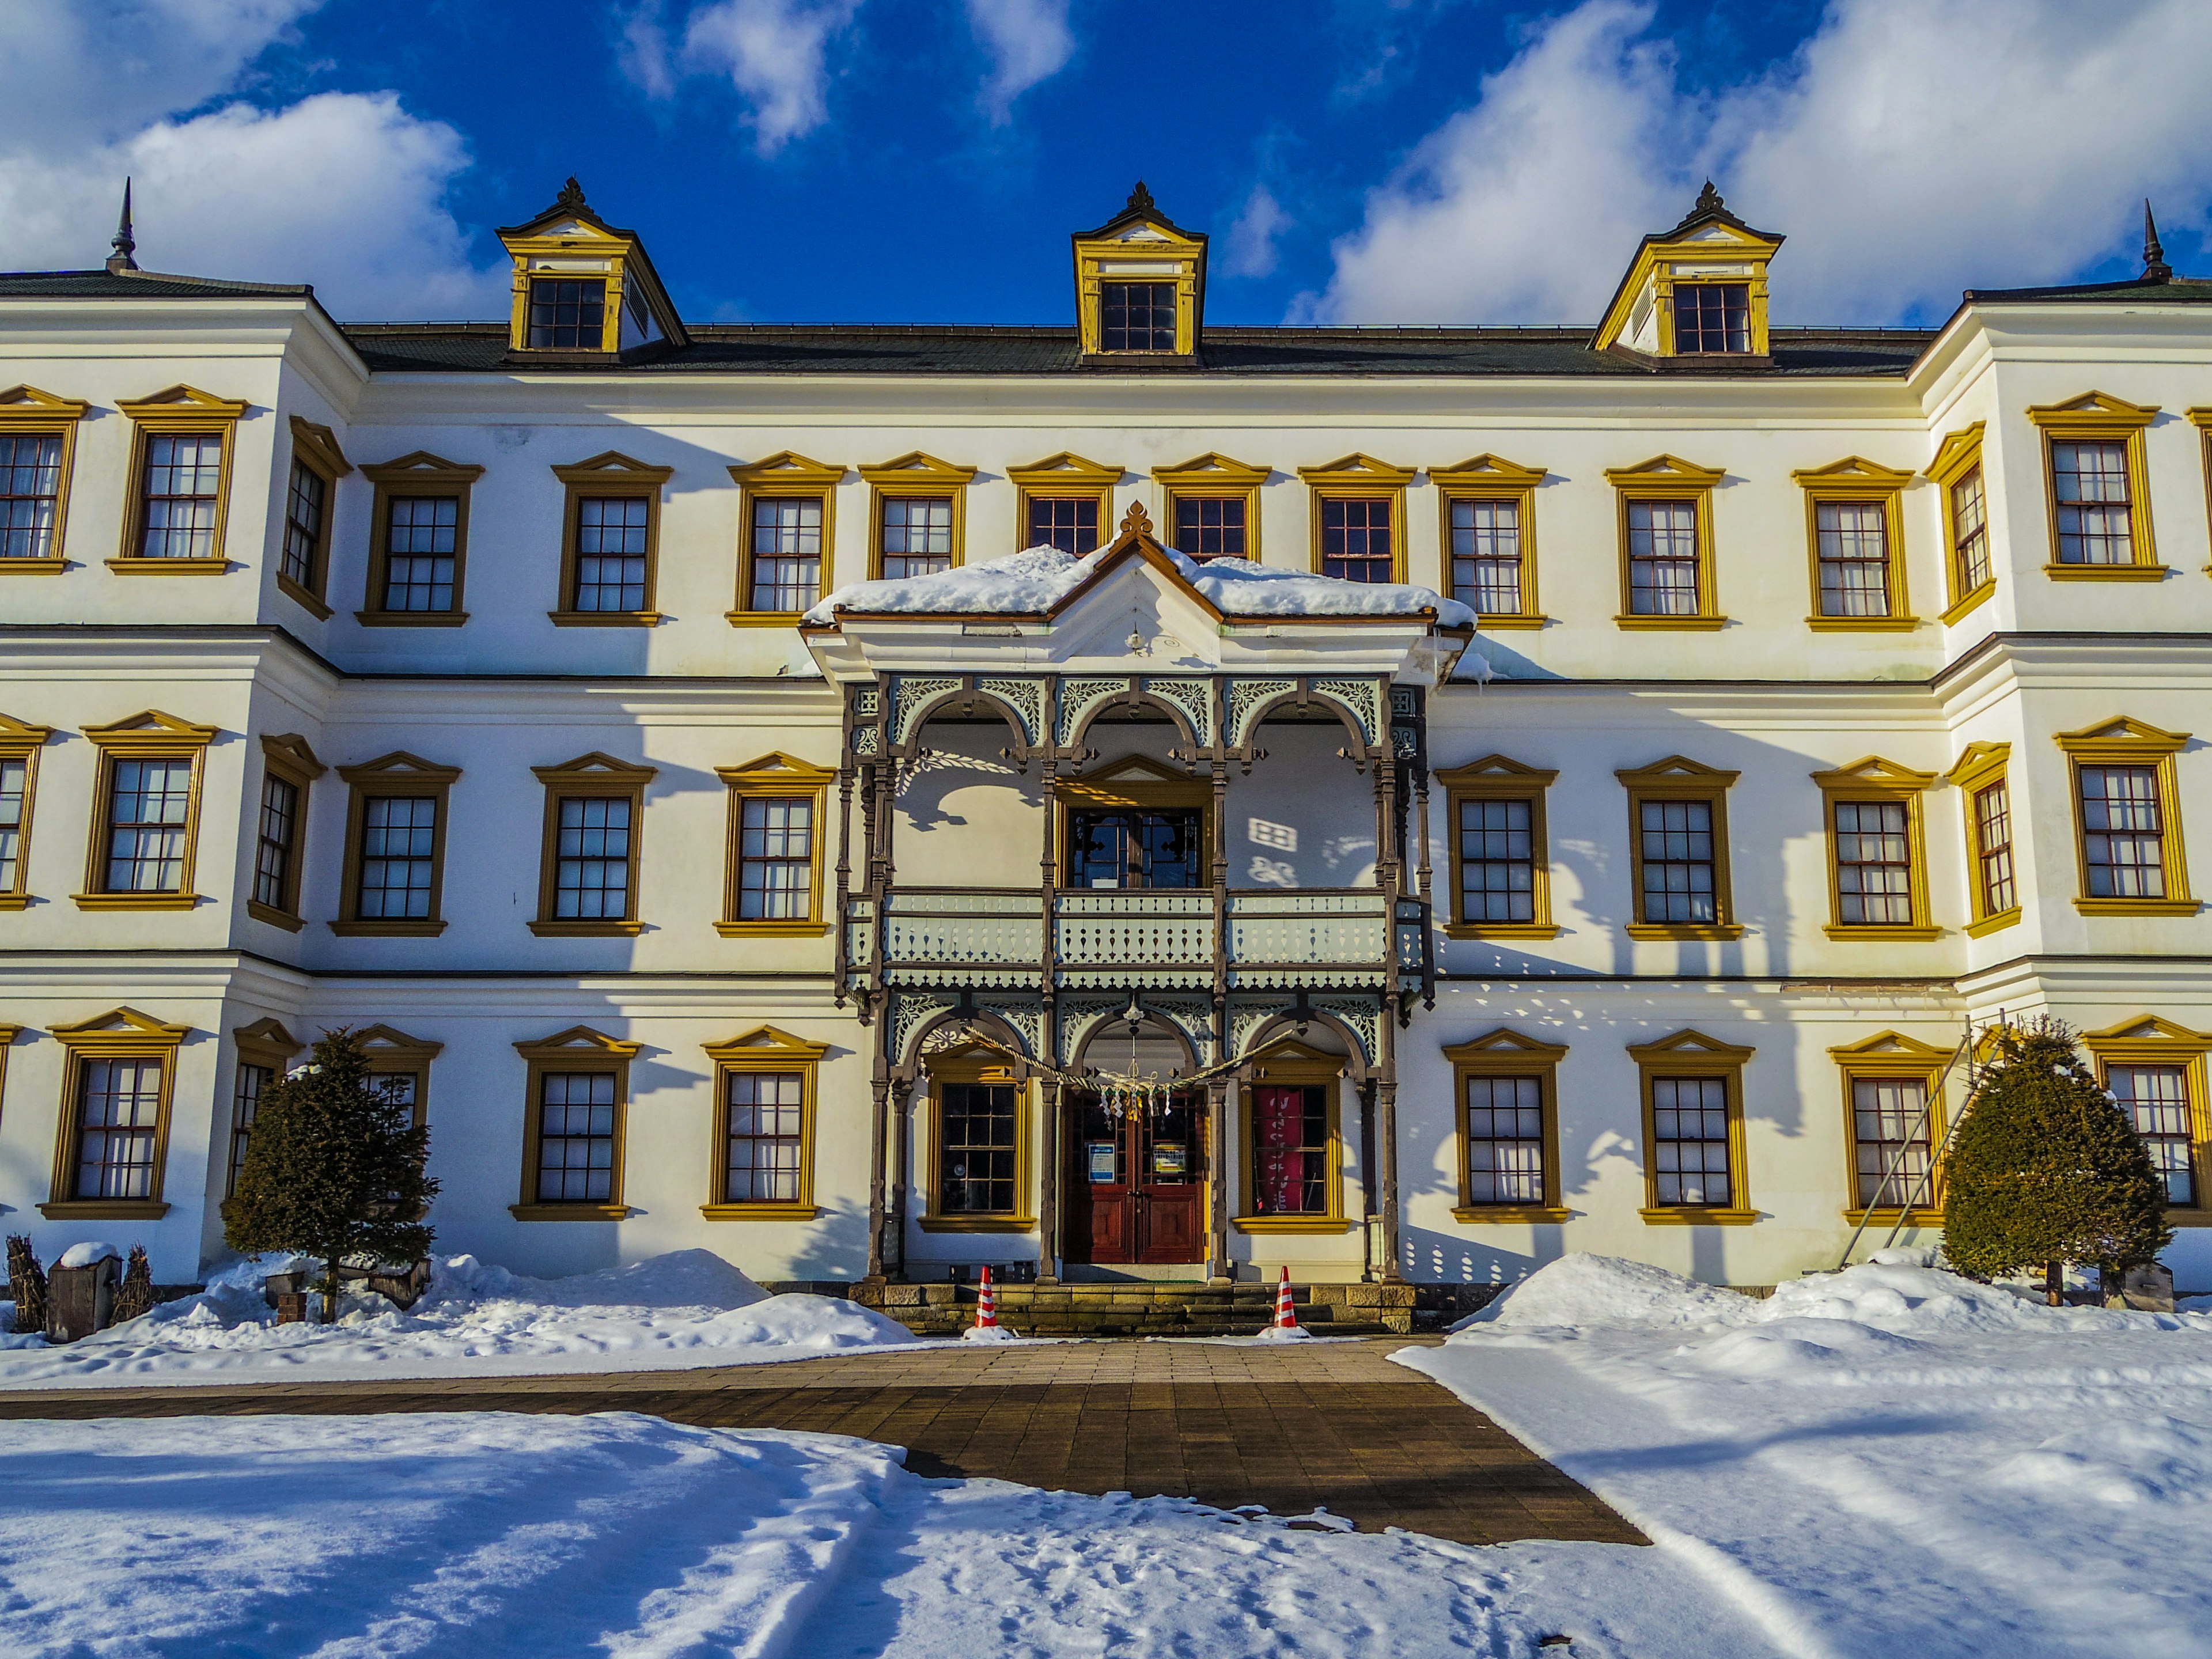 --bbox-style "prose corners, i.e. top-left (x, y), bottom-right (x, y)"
top-left (222, 1028), bottom-right (438, 1322)
top-left (1942, 1017), bottom-right (2171, 1297)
